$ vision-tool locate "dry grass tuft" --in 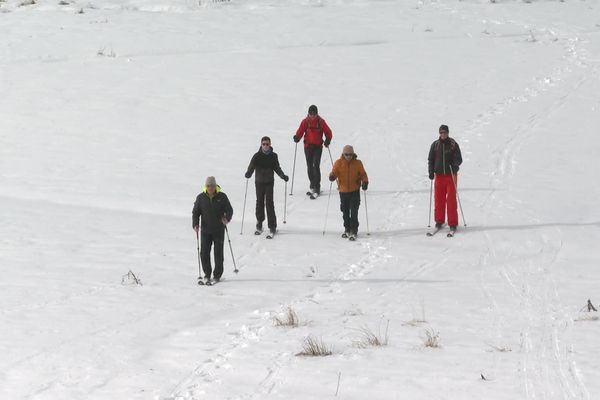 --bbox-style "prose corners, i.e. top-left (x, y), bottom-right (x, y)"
top-left (352, 321), bottom-right (389, 348)
top-left (423, 328), bottom-right (441, 348)
top-left (273, 307), bottom-right (299, 327)
top-left (296, 336), bottom-right (333, 357)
